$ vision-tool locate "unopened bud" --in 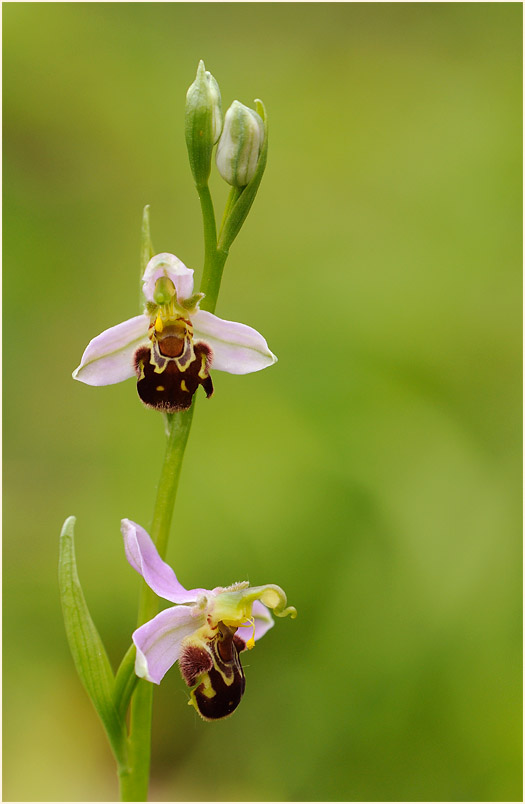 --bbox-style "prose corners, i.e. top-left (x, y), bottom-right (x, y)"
top-left (216, 101), bottom-right (264, 187)
top-left (185, 60), bottom-right (222, 187)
